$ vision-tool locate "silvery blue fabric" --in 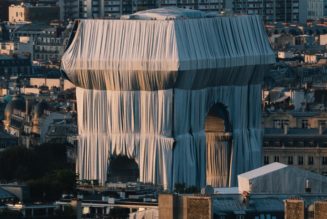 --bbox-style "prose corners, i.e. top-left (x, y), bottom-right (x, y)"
top-left (61, 8), bottom-right (275, 189)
